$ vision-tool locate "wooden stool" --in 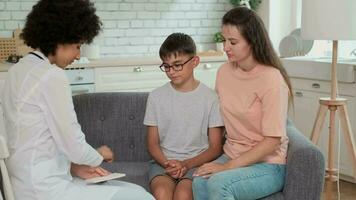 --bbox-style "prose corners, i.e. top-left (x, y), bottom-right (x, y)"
top-left (311, 97), bottom-right (356, 200)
